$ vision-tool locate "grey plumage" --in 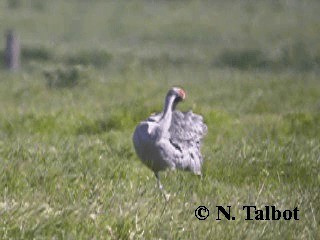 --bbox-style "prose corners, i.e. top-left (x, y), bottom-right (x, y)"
top-left (132, 87), bottom-right (207, 189)
top-left (147, 110), bottom-right (207, 173)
